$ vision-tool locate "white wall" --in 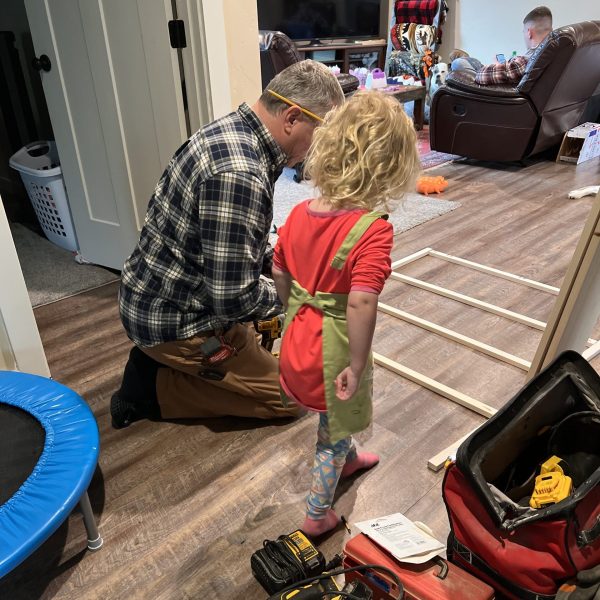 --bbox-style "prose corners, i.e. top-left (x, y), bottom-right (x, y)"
top-left (443, 0), bottom-right (600, 63)
top-left (0, 199), bottom-right (49, 376)
top-left (223, 0), bottom-right (262, 108)
top-left (0, 311), bottom-right (17, 371)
